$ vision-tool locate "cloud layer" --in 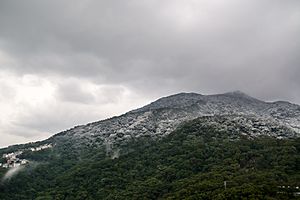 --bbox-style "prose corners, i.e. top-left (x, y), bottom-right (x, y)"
top-left (0, 0), bottom-right (299, 147)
